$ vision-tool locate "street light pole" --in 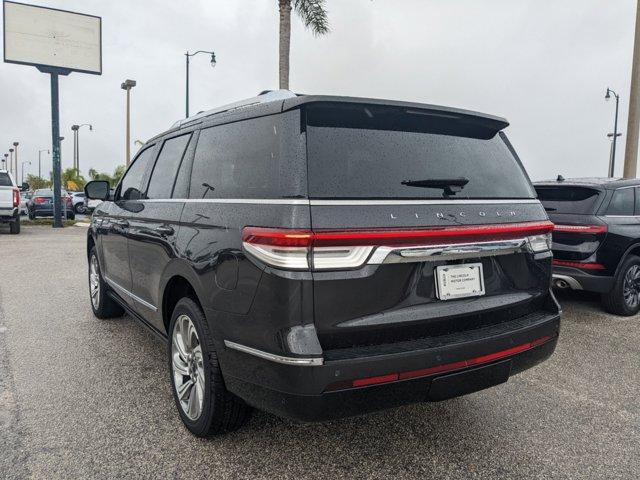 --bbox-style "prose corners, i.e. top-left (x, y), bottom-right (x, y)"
top-left (38, 149), bottom-right (49, 178)
top-left (9, 149), bottom-right (14, 176)
top-left (606, 88), bottom-right (621, 177)
top-left (13, 142), bottom-right (18, 181)
top-left (71, 124), bottom-right (92, 174)
top-left (184, 50), bottom-right (216, 118)
top-left (121, 79), bottom-right (136, 165)
top-left (21, 161), bottom-right (31, 184)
